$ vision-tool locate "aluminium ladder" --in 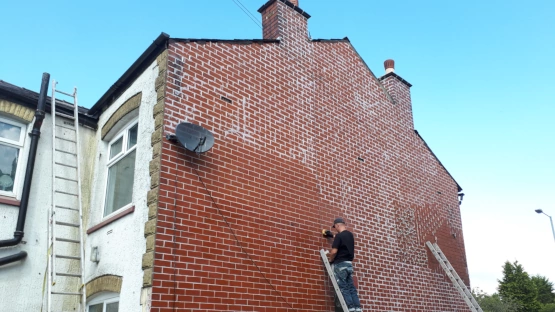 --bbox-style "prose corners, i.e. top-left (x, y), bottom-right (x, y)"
top-left (426, 241), bottom-right (482, 312)
top-left (47, 81), bottom-right (86, 312)
top-left (320, 249), bottom-right (350, 312)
